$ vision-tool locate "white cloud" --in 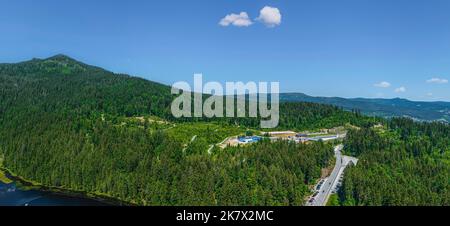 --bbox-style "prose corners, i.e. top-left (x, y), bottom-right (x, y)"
top-left (395, 86), bottom-right (407, 93)
top-left (374, 81), bottom-right (391, 88)
top-left (219, 12), bottom-right (253, 27)
top-left (256, 6), bottom-right (282, 27)
top-left (427, 92), bottom-right (433, 97)
top-left (426, 77), bottom-right (448, 84)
